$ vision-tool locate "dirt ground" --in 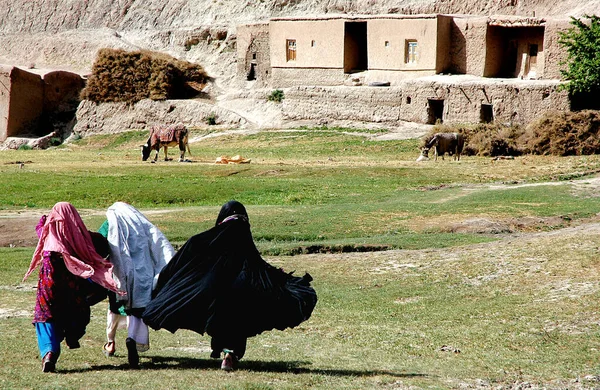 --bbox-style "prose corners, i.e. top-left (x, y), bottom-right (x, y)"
top-left (0, 212), bottom-right (43, 247)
